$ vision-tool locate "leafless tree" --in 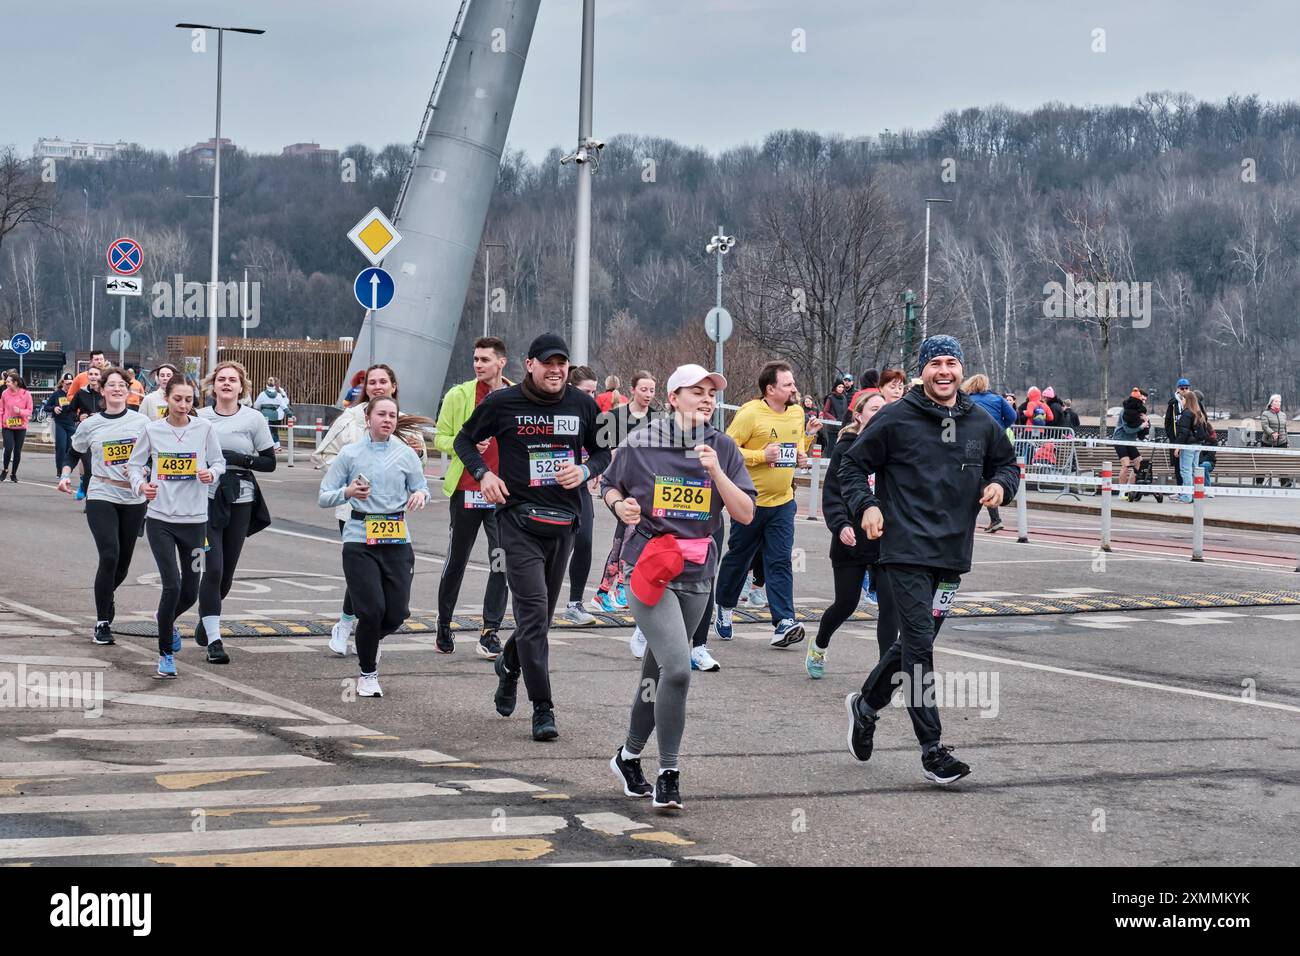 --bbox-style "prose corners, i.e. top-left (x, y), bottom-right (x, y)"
top-left (0, 147), bottom-right (57, 261)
